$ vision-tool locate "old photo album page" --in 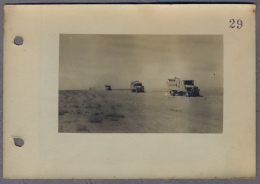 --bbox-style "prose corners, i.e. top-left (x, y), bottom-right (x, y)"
top-left (3, 5), bottom-right (255, 179)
